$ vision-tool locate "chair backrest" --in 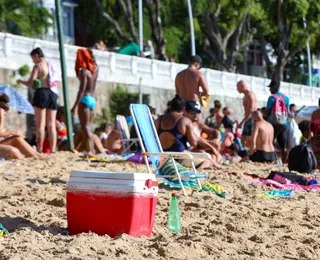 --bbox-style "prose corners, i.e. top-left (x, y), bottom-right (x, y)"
top-left (116, 115), bottom-right (131, 139)
top-left (130, 104), bottom-right (163, 170)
